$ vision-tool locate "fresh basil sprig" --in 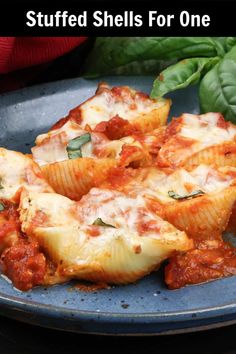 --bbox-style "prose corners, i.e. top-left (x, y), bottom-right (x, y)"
top-left (92, 218), bottom-right (116, 228)
top-left (168, 190), bottom-right (205, 200)
top-left (84, 37), bottom-right (225, 78)
top-left (151, 57), bottom-right (220, 98)
top-left (66, 133), bottom-right (91, 160)
top-left (0, 202), bottom-right (5, 211)
top-left (199, 45), bottom-right (236, 122)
